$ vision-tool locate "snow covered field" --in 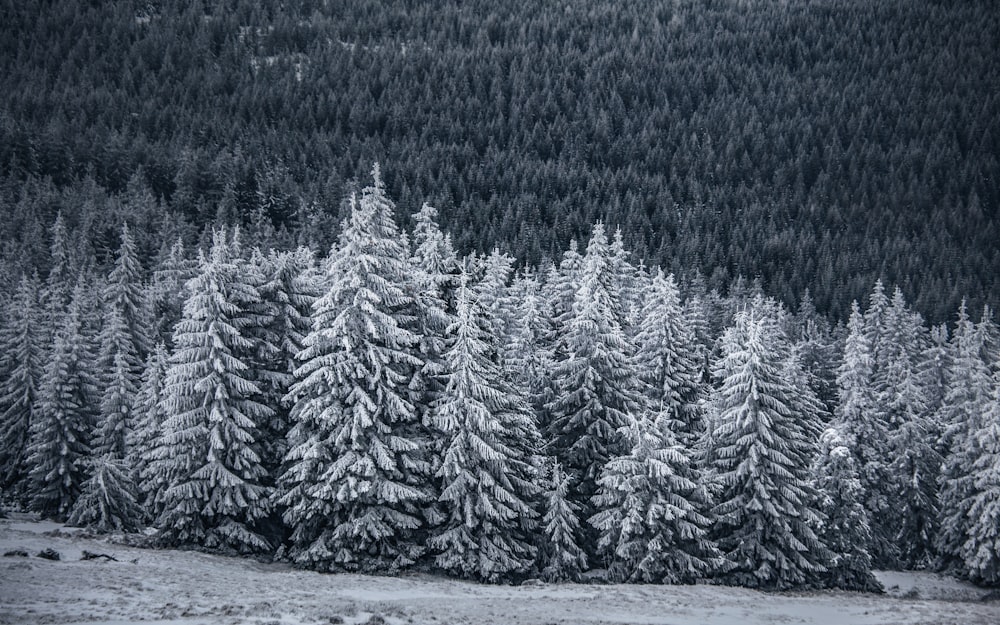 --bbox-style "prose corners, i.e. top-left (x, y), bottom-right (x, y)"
top-left (2, 517), bottom-right (998, 625)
